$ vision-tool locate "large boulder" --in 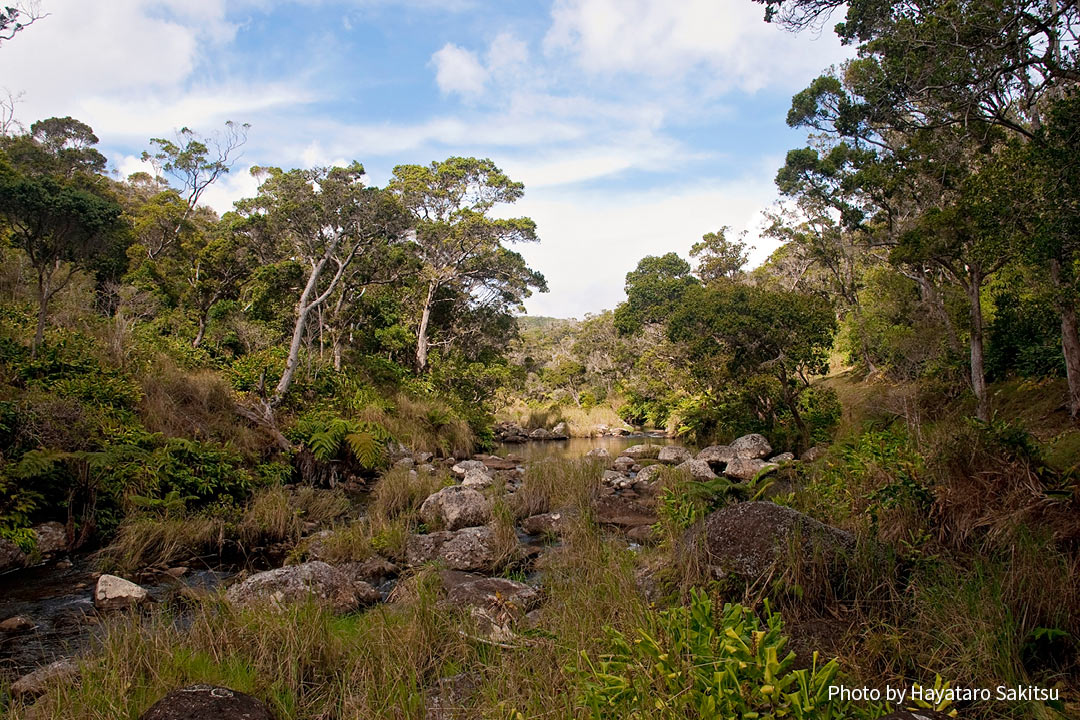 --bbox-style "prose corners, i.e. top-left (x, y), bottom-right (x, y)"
top-left (550, 422), bottom-right (569, 439)
top-left (419, 486), bottom-right (492, 530)
top-left (633, 463), bottom-right (668, 486)
top-left (690, 502), bottom-right (854, 583)
top-left (0, 538), bottom-right (25, 572)
top-left (619, 443), bottom-right (661, 460)
top-left (460, 468), bottom-right (495, 489)
top-left (674, 459), bottom-right (718, 482)
top-left (657, 446), bottom-right (692, 465)
top-left (723, 457), bottom-right (778, 482)
top-left (730, 433), bottom-right (772, 460)
top-left (529, 428), bottom-right (554, 440)
top-left (696, 444), bottom-right (735, 466)
top-left (94, 574), bottom-right (149, 611)
top-left (0, 615), bottom-right (35, 632)
top-left (225, 561), bottom-right (362, 612)
top-left (140, 685), bottom-right (274, 720)
top-left (593, 494), bottom-right (657, 529)
top-left (406, 526), bottom-right (499, 572)
top-left (612, 456), bottom-right (635, 473)
top-left (10, 659), bottom-right (79, 697)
